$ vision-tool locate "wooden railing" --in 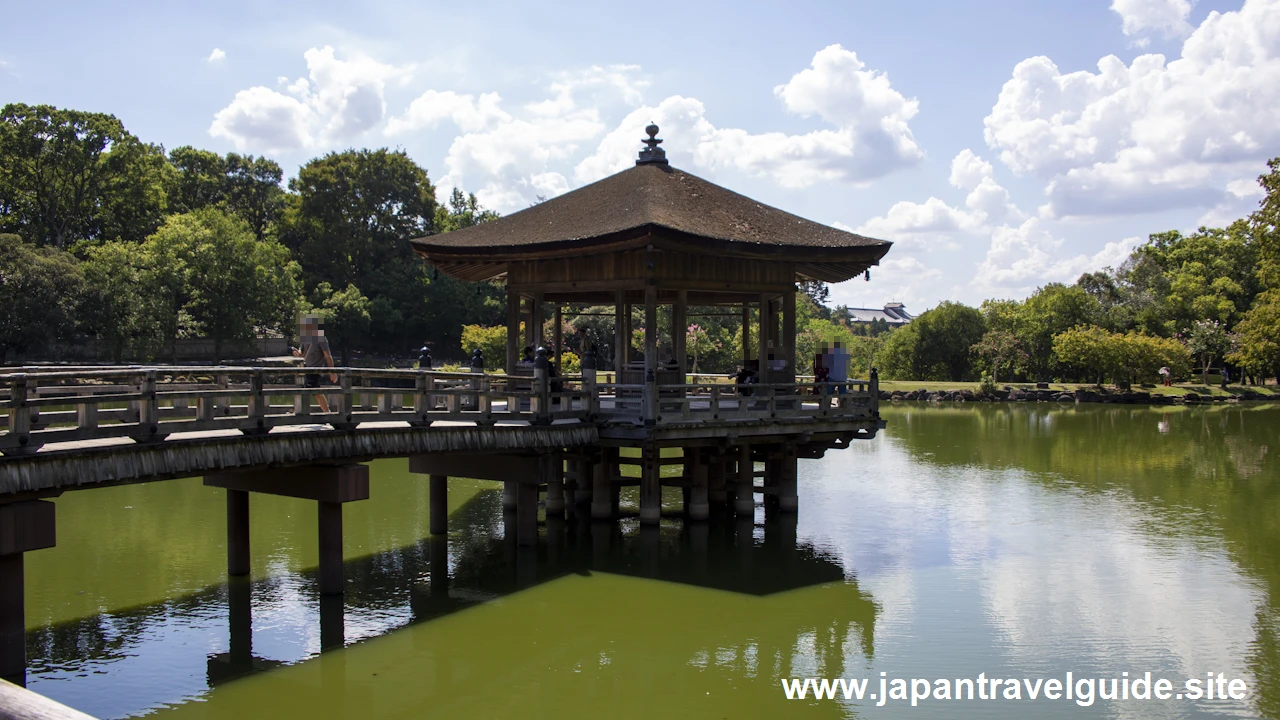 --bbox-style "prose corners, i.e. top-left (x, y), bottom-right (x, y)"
top-left (0, 364), bottom-right (879, 455)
